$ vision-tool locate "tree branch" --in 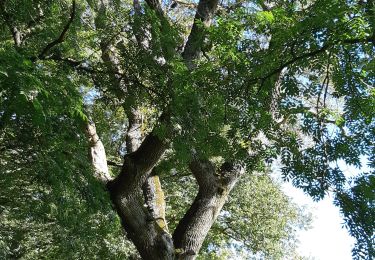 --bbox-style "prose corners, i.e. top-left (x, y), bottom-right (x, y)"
top-left (85, 122), bottom-right (112, 184)
top-left (21, 4), bottom-right (45, 41)
top-left (173, 0), bottom-right (242, 13)
top-left (106, 121), bottom-right (173, 259)
top-left (107, 160), bottom-right (123, 167)
top-left (0, 0), bottom-right (21, 46)
top-left (174, 0), bottom-right (197, 9)
top-left (143, 174), bottom-right (169, 233)
top-left (38, 0), bottom-right (76, 59)
top-left (125, 108), bottom-right (143, 153)
top-left (86, 3), bottom-right (174, 257)
top-left (182, 0), bottom-right (220, 66)
top-left (145, 0), bottom-right (164, 17)
top-left (25, 5), bottom-right (44, 29)
top-left (173, 158), bottom-right (244, 258)
top-left (253, 35), bottom-right (374, 91)
top-left (99, 17), bottom-right (173, 252)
